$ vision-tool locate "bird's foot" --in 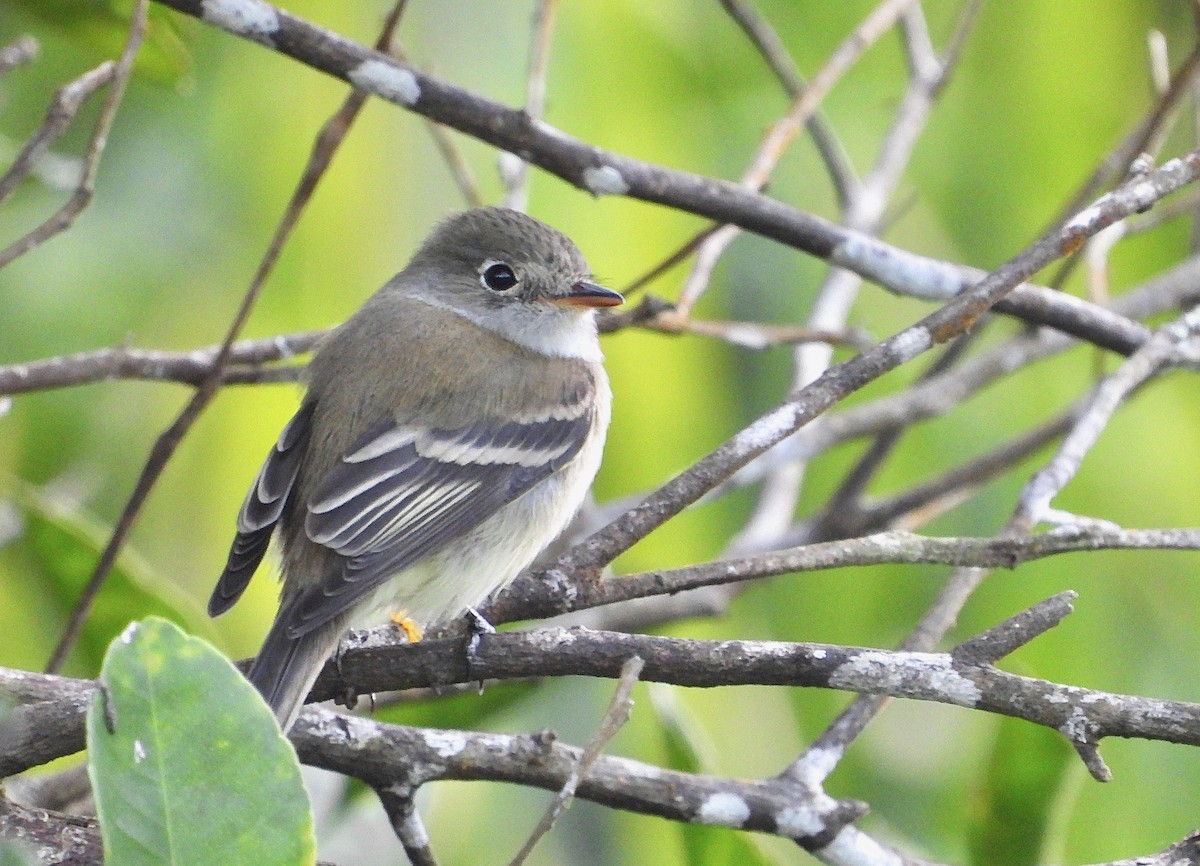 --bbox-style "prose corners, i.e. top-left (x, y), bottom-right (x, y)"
top-left (389, 611), bottom-right (424, 643)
